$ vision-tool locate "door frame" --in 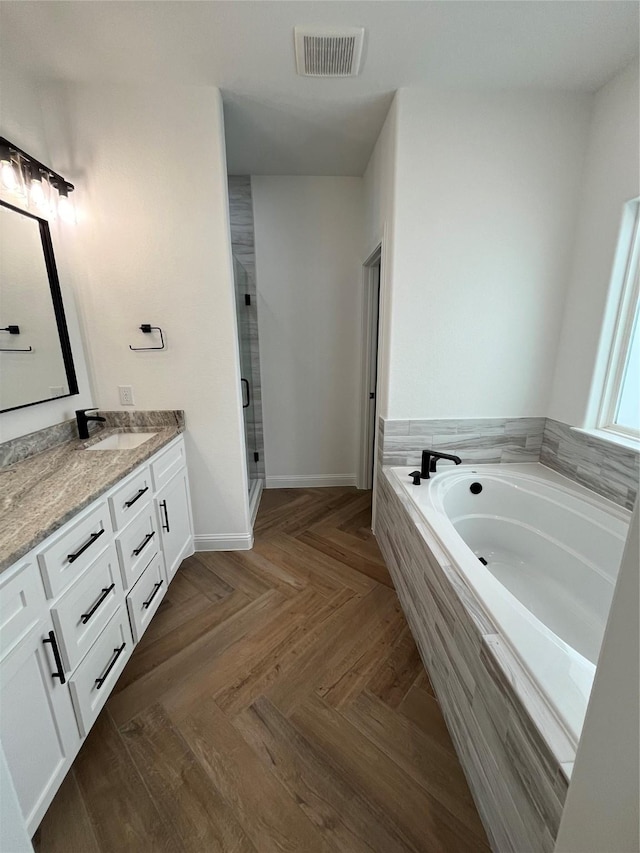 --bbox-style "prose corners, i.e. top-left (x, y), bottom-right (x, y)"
top-left (357, 243), bottom-right (382, 491)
